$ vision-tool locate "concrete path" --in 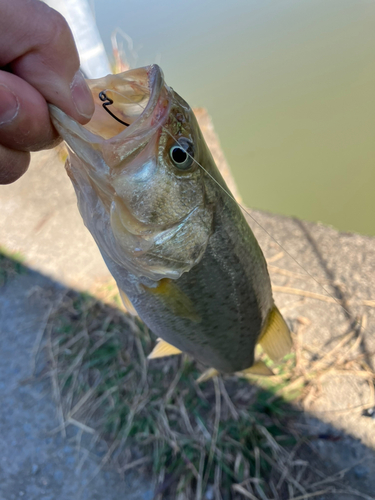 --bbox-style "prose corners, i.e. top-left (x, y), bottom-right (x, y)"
top-left (0, 148), bottom-right (109, 291)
